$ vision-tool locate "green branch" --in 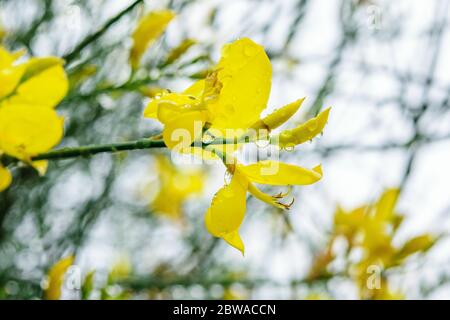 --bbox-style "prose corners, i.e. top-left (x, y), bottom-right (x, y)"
top-left (31, 138), bottom-right (166, 161)
top-left (63, 0), bottom-right (144, 63)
